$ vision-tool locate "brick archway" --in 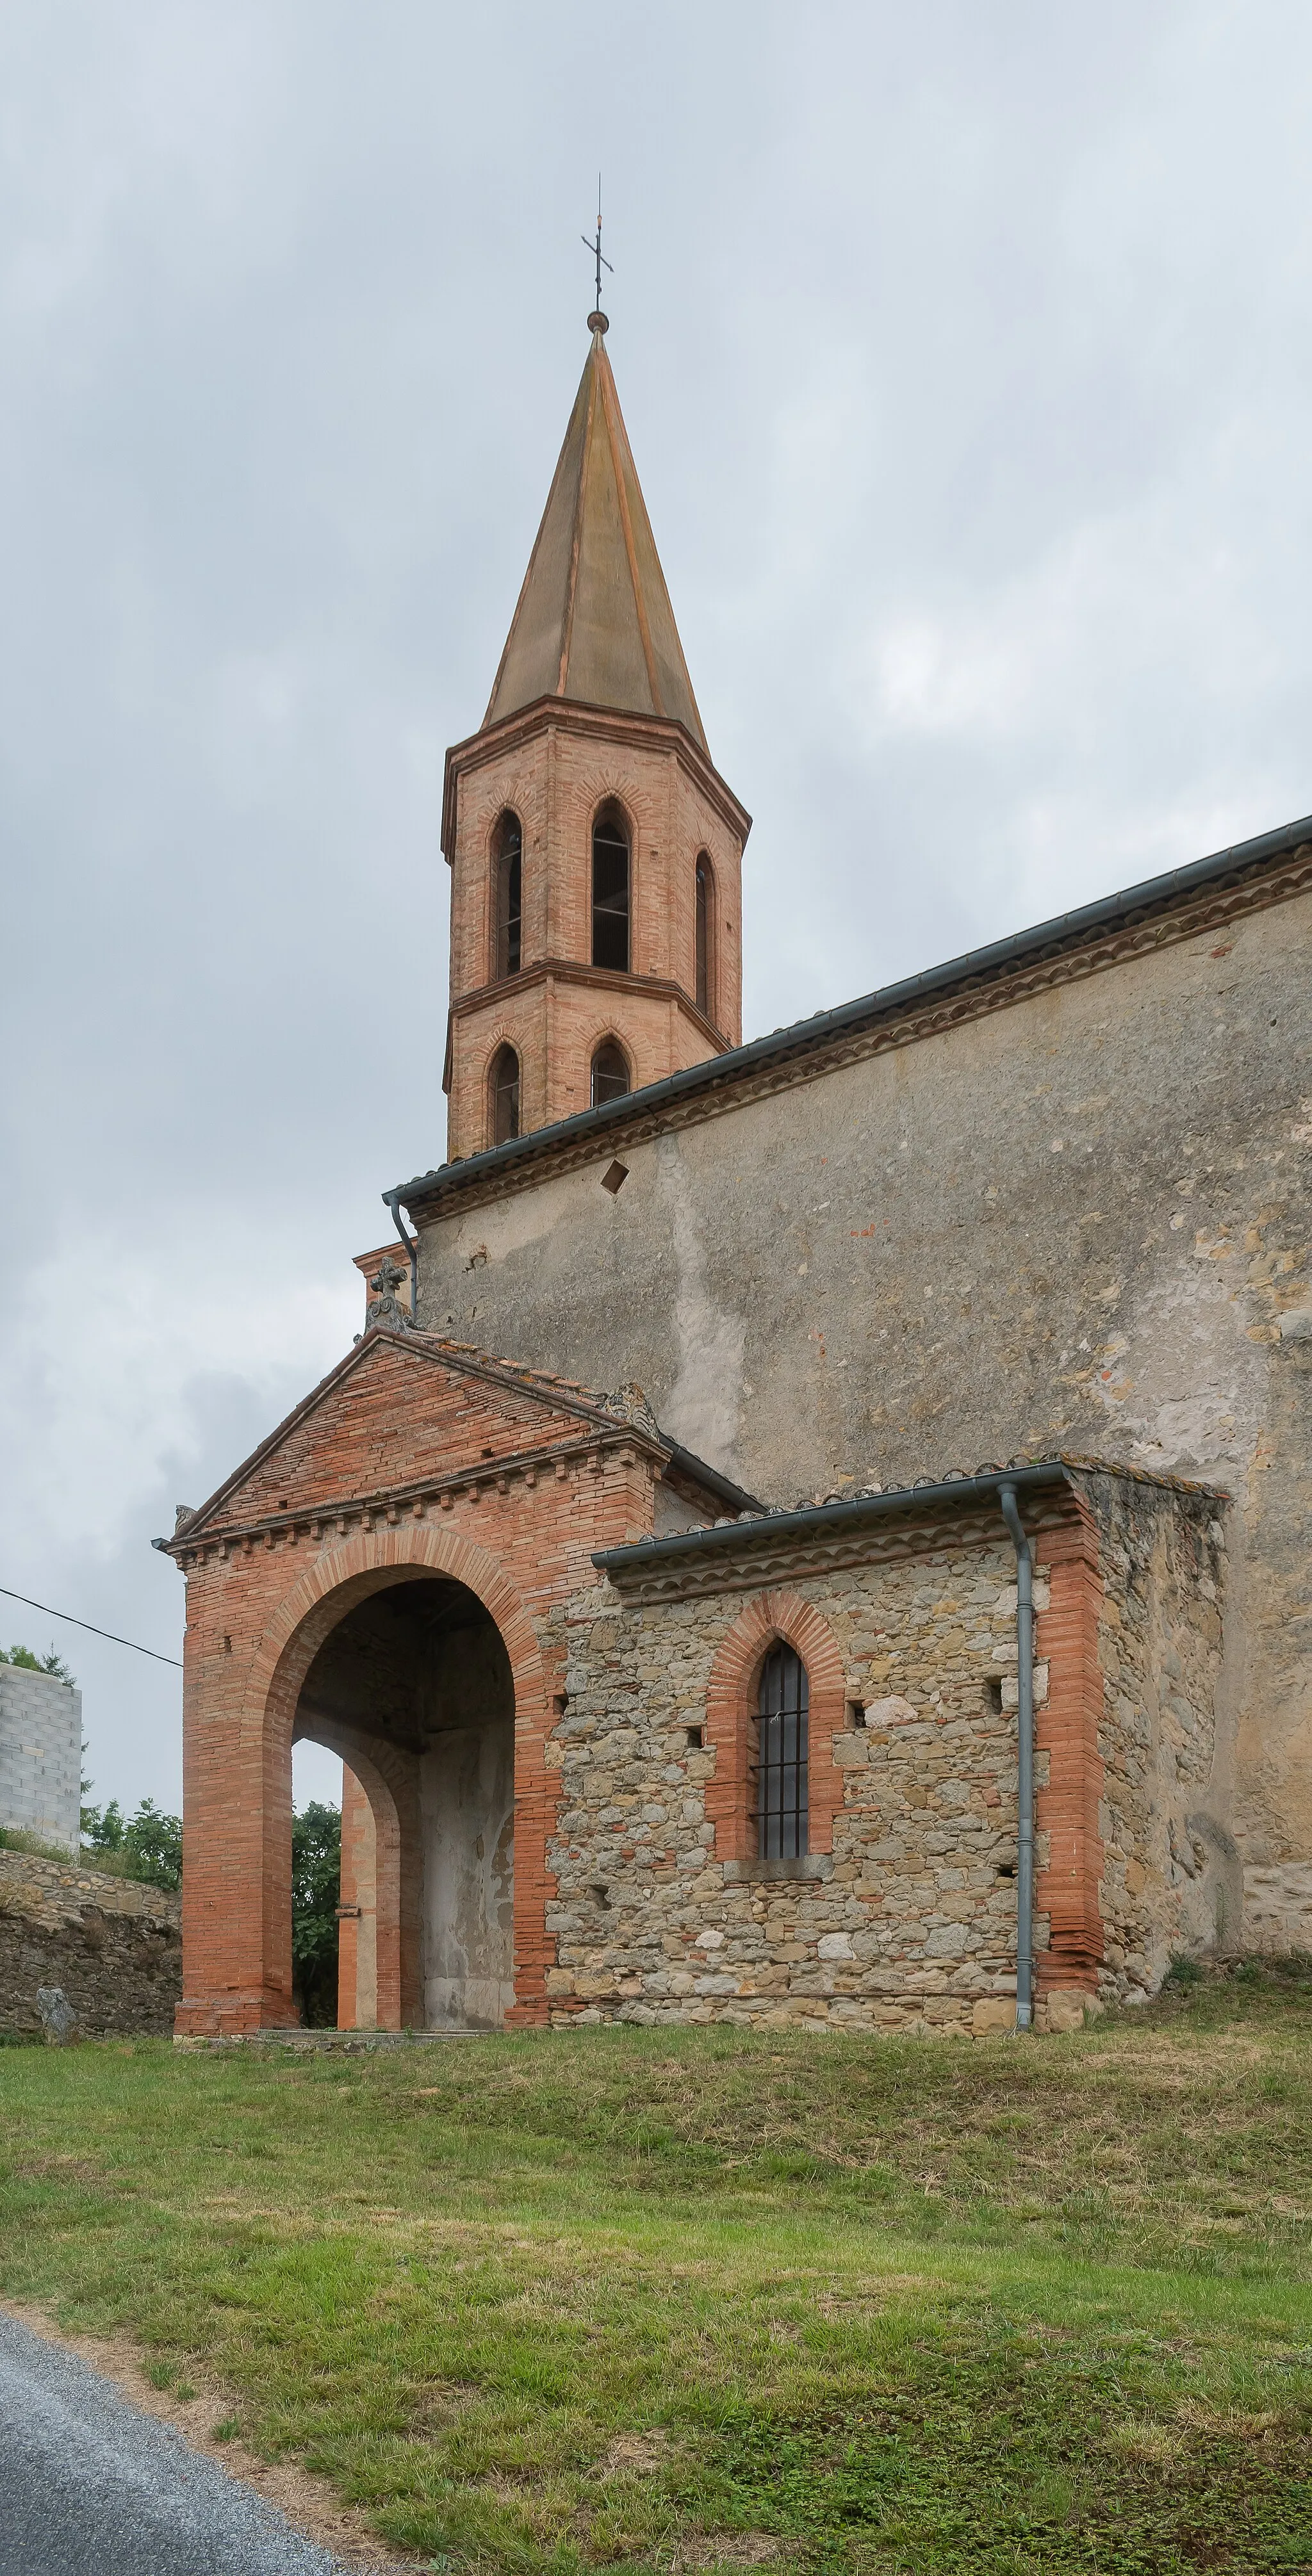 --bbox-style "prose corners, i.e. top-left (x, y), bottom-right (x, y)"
top-left (291, 1719), bottom-right (413, 2032)
top-left (177, 1524), bottom-right (554, 2035)
top-left (703, 1589), bottom-right (847, 1863)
